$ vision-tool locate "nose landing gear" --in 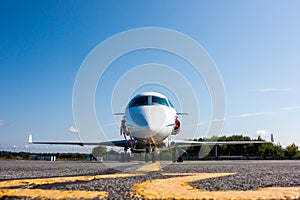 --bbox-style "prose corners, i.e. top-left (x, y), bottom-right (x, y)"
top-left (145, 145), bottom-right (156, 163)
